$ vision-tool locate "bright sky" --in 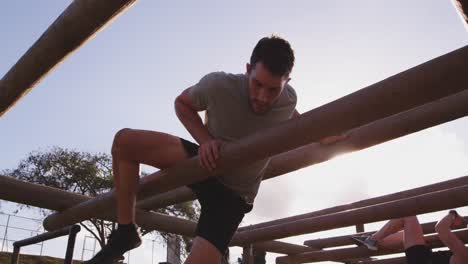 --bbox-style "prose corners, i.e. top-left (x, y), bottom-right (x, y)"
top-left (1, 1), bottom-right (467, 263)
